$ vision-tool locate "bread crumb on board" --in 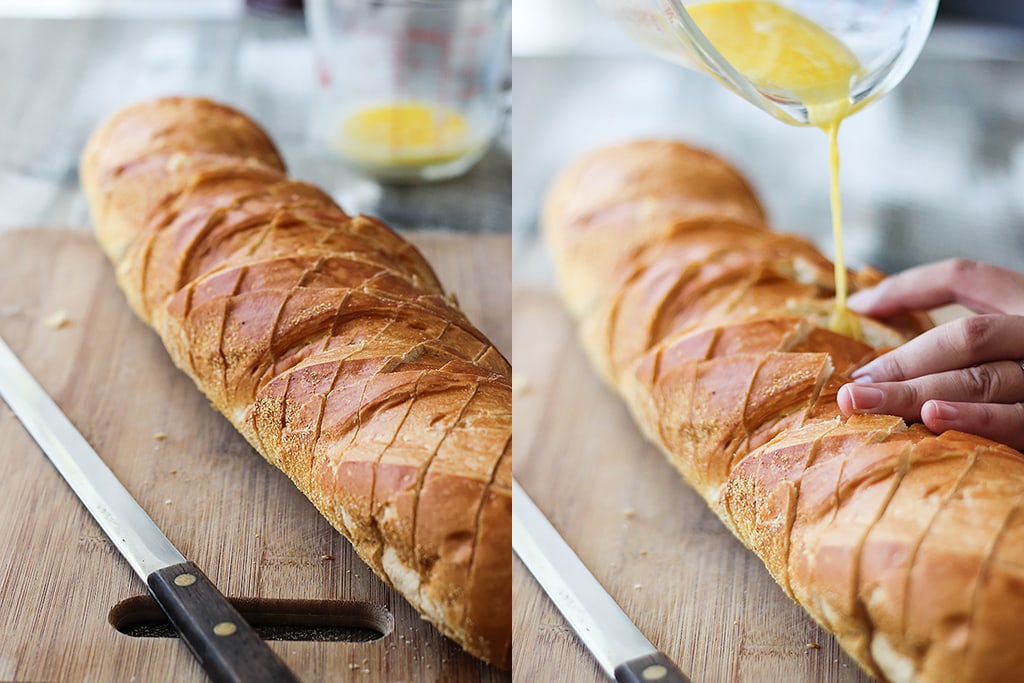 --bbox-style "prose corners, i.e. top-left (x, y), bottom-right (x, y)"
top-left (623, 508), bottom-right (636, 519)
top-left (806, 642), bottom-right (821, 650)
top-left (153, 431), bottom-right (167, 441)
top-left (43, 309), bottom-right (71, 329)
